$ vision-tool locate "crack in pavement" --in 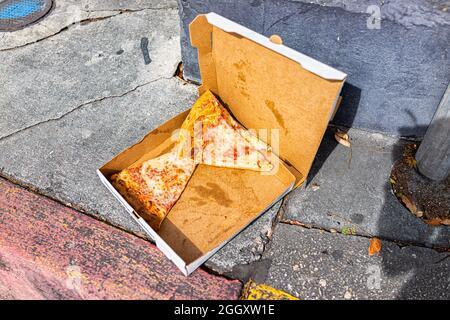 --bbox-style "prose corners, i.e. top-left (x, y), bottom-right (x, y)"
top-left (279, 218), bottom-right (449, 253)
top-left (0, 14), bottom-right (119, 52)
top-left (260, 198), bottom-right (288, 255)
top-left (434, 254), bottom-right (450, 264)
top-left (82, 5), bottom-right (178, 13)
top-left (264, 8), bottom-right (310, 34)
top-left (0, 6), bottom-right (177, 52)
top-left (0, 76), bottom-right (172, 142)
